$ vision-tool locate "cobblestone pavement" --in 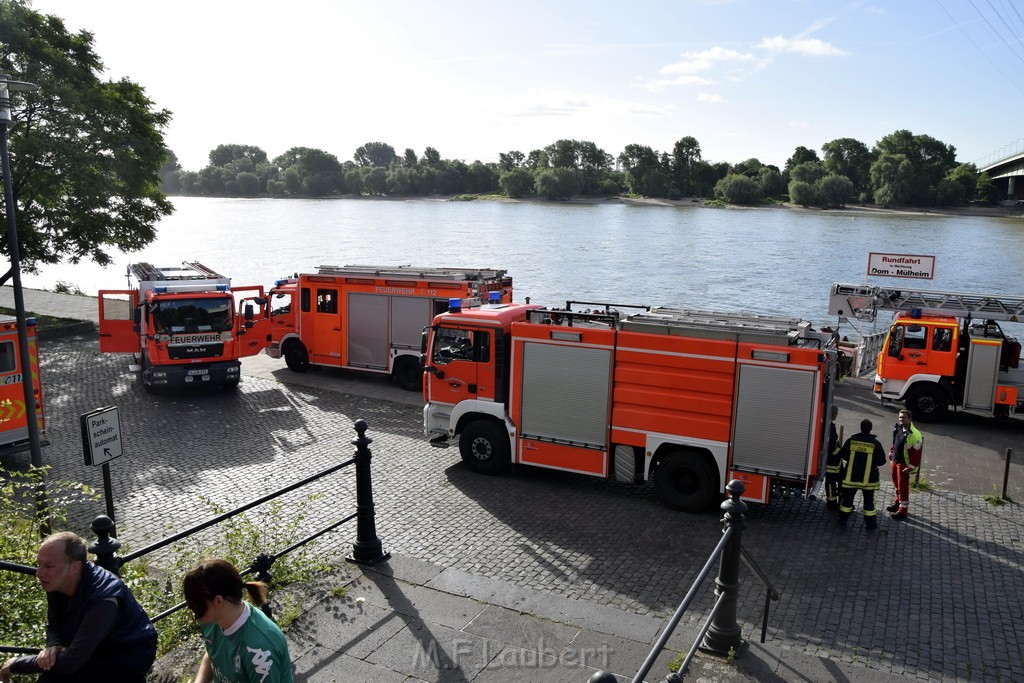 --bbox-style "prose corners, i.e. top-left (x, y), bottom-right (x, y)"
top-left (0, 331), bottom-right (1019, 681)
